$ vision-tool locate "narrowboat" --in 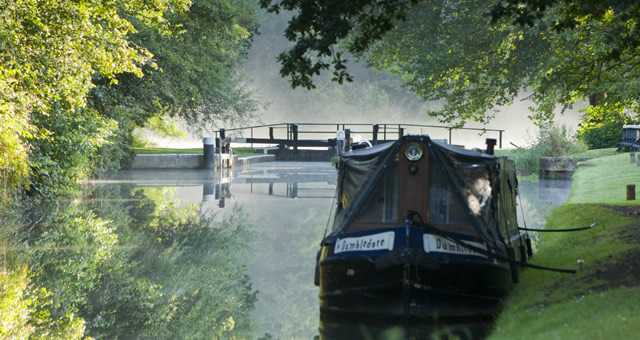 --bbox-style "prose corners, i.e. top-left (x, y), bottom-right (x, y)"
top-left (315, 135), bottom-right (530, 322)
